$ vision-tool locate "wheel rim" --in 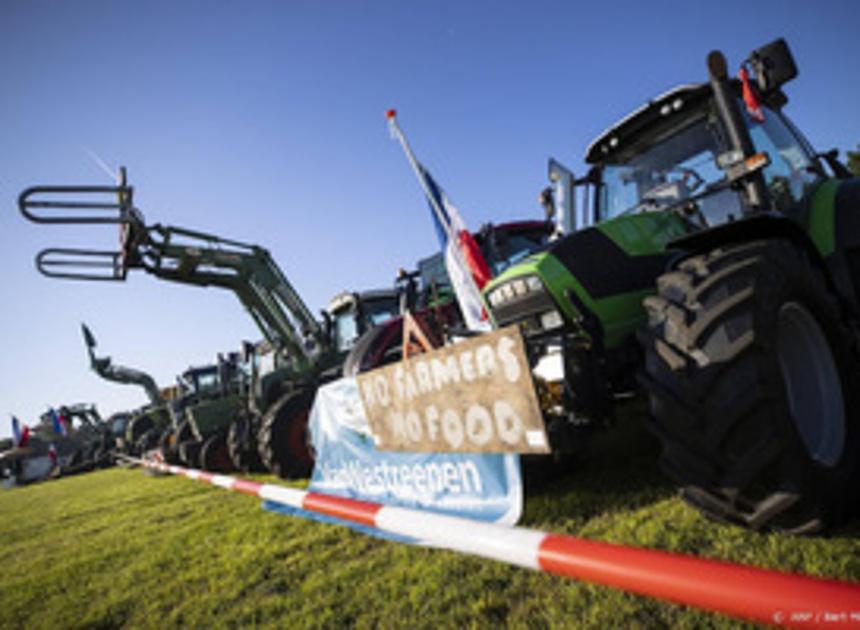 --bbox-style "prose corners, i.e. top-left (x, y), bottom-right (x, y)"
top-left (776, 302), bottom-right (846, 467)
